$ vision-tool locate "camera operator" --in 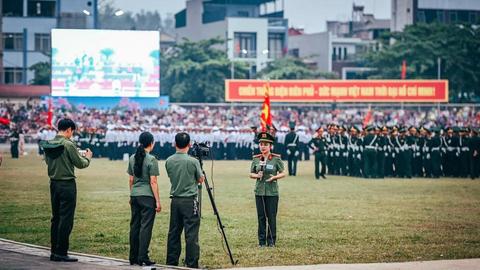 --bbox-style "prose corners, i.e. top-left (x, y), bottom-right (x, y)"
top-left (249, 131), bottom-right (285, 247)
top-left (40, 119), bottom-right (92, 262)
top-left (165, 132), bottom-right (204, 268)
